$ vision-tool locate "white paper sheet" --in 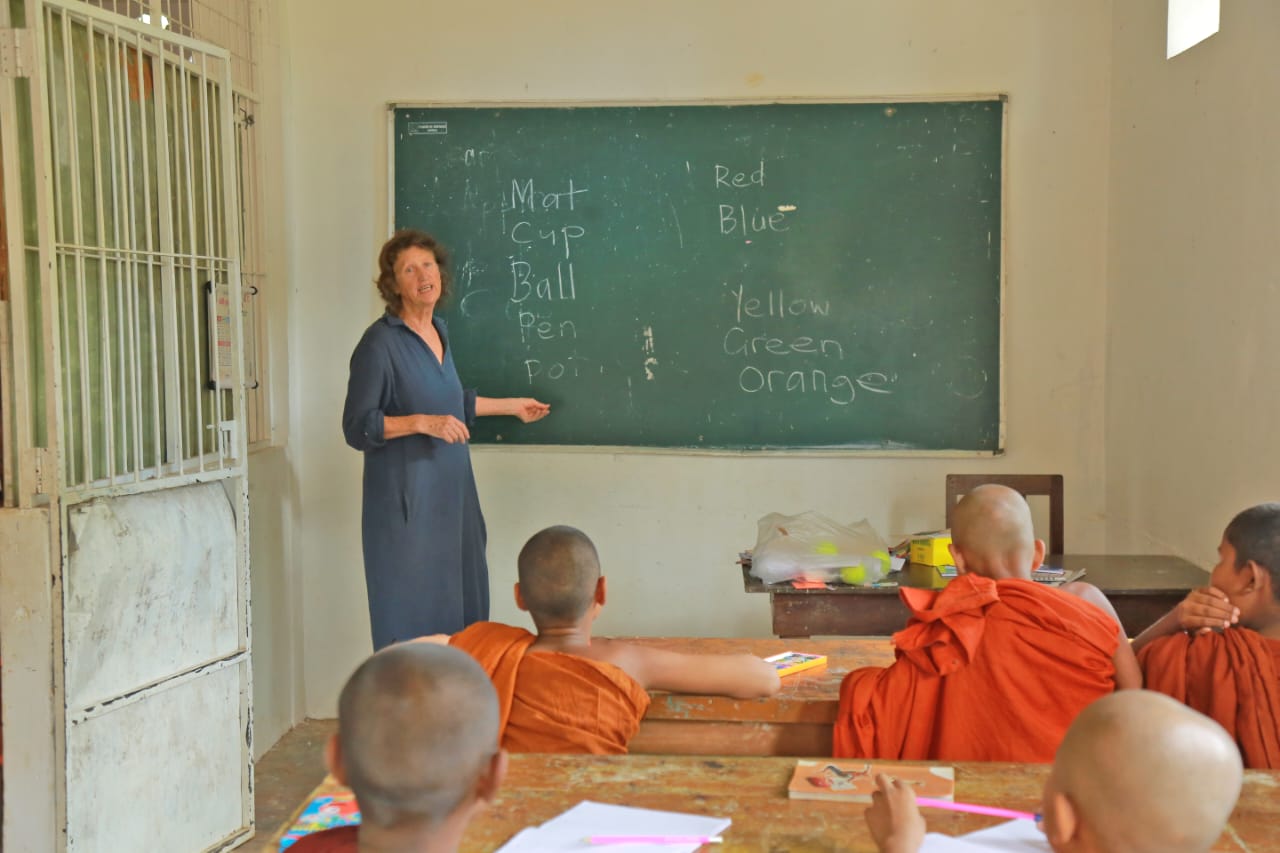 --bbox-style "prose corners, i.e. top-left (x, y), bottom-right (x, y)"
top-left (495, 800), bottom-right (732, 853)
top-left (920, 819), bottom-right (1052, 852)
top-left (1168, 0), bottom-right (1220, 58)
